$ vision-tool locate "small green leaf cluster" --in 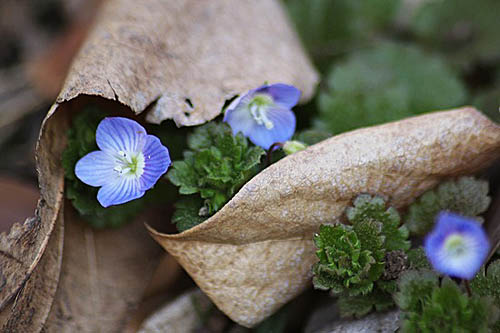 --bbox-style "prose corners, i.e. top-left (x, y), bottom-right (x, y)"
top-left (168, 122), bottom-right (265, 229)
top-left (406, 247), bottom-right (431, 271)
top-left (62, 107), bottom-right (147, 228)
top-left (347, 194), bottom-right (410, 252)
top-left (405, 177), bottom-right (490, 236)
top-left (313, 195), bottom-right (410, 314)
top-left (171, 196), bottom-right (207, 233)
top-left (337, 287), bottom-right (395, 318)
top-left (312, 223), bottom-right (384, 296)
top-left (315, 42), bottom-right (467, 135)
top-left (471, 260), bottom-right (500, 331)
top-left (395, 270), bottom-right (498, 333)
